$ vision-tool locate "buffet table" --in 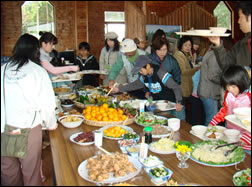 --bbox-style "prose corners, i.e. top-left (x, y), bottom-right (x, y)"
top-left (49, 110), bottom-right (251, 186)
